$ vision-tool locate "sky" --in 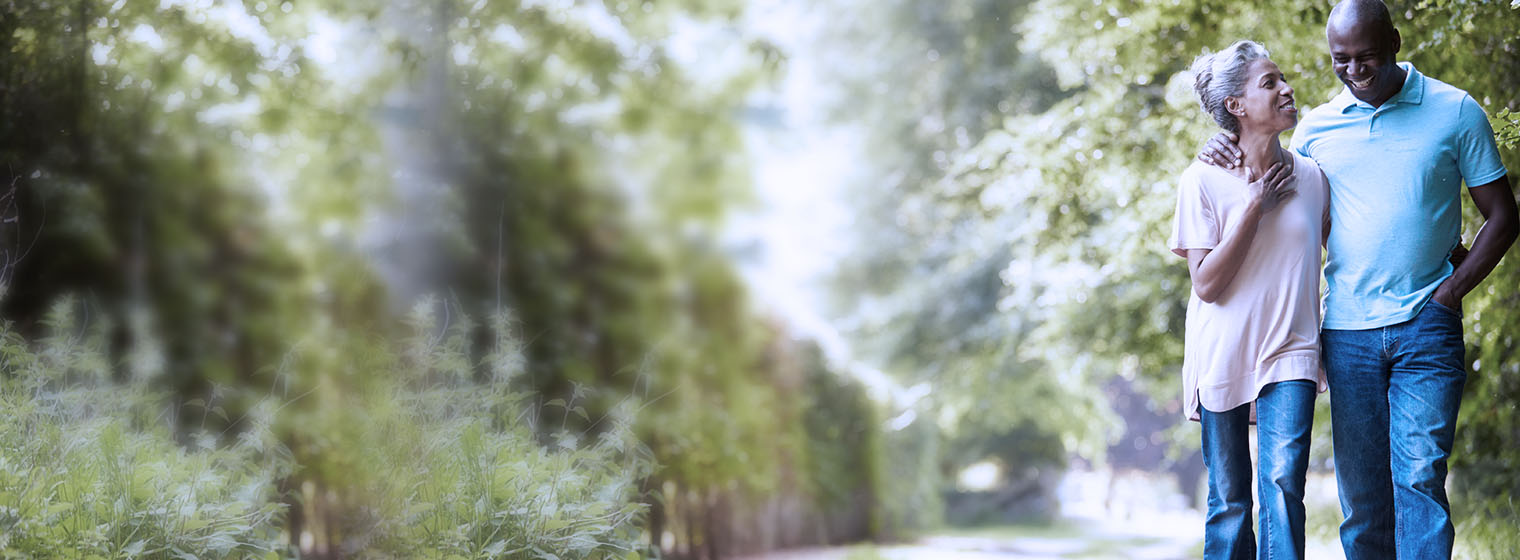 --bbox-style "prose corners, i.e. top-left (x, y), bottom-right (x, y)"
top-left (724, 1), bottom-right (928, 411)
